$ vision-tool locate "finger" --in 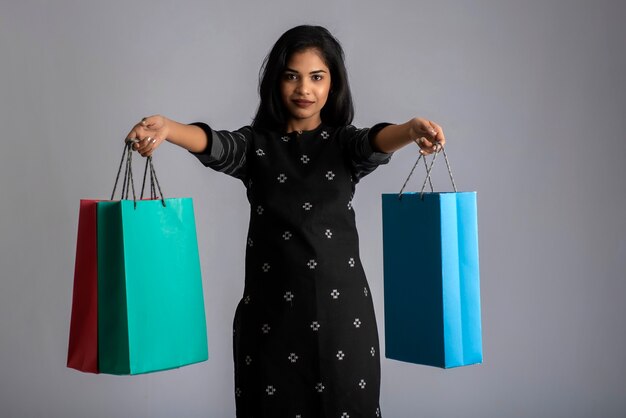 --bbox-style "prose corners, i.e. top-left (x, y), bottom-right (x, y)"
top-left (133, 119), bottom-right (155, 137)
top-left (418, 136), bottom-right (434, 149)
top-left (135, 136), bottom-right (153, 153)
top-left (414, 137), bottom-right (435, 155)
top-left (125, 129), bottom-right (138, 142)
top-left (415, 119), bottom-right (437, 139)
top-left (138, 142), bottom-right (154, 157)
top-left (125, 131), bottom-right (141, 149)
top-left (145, 137), bottom-right (160, 157)
top-left (424, 120), bottom-right (437, 137)
top-left (130, 125), bottom-right (146, 143)
top-left (137, 136), bottom-right (160, 156)
top-left (139, 149), bottom-right (152, 157)
top-left (430, 121), bottom-right (446, 147)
